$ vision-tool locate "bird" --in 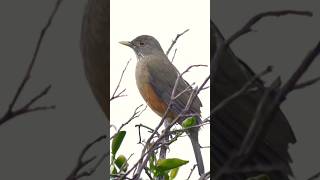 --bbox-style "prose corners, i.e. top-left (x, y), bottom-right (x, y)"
top-left (120, 35), bottom-right (205, 175)
top-left (211, 20), bottom-right (296, 180)
top-left (80, 0), bottom-right (109, 119)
